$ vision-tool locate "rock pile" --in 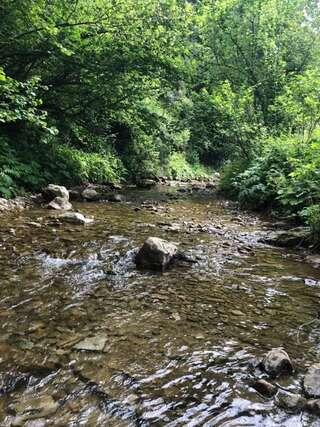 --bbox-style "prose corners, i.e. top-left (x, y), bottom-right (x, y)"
top-left (43, 184), bottom-right (72, 211)
top-left (251, 348), bottom-right (320, 415)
